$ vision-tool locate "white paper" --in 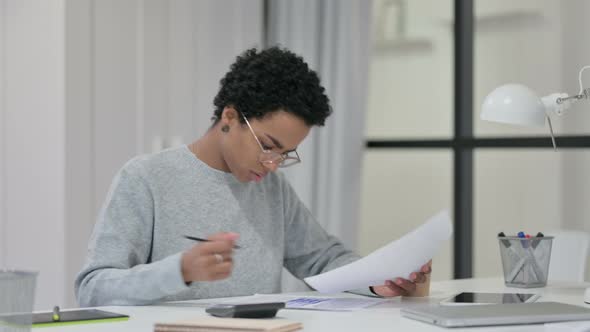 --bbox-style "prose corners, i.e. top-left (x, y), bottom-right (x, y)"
top-left (304, 210), bottom-right (453, 293)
